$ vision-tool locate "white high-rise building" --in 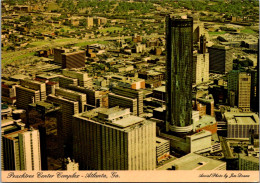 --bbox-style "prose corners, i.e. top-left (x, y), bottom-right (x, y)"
top-left (193, 53), bottom-right (209, 85)
top-left (73, 106), bottom-right (156, 170)
top-left (18, 129), bottom-right (41, 170)
top-left (2, 124), bottom-right (41, 170)
top-left (193, 35), bottom-right (209, 85)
